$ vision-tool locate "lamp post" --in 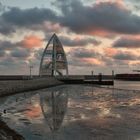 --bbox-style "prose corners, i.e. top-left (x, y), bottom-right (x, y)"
top-left (30, 65), bottom-right (33, 79)
top-left (29, 65), bottom-right (33, 79)
top-left (29, 60), bottom-right (33, 79)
